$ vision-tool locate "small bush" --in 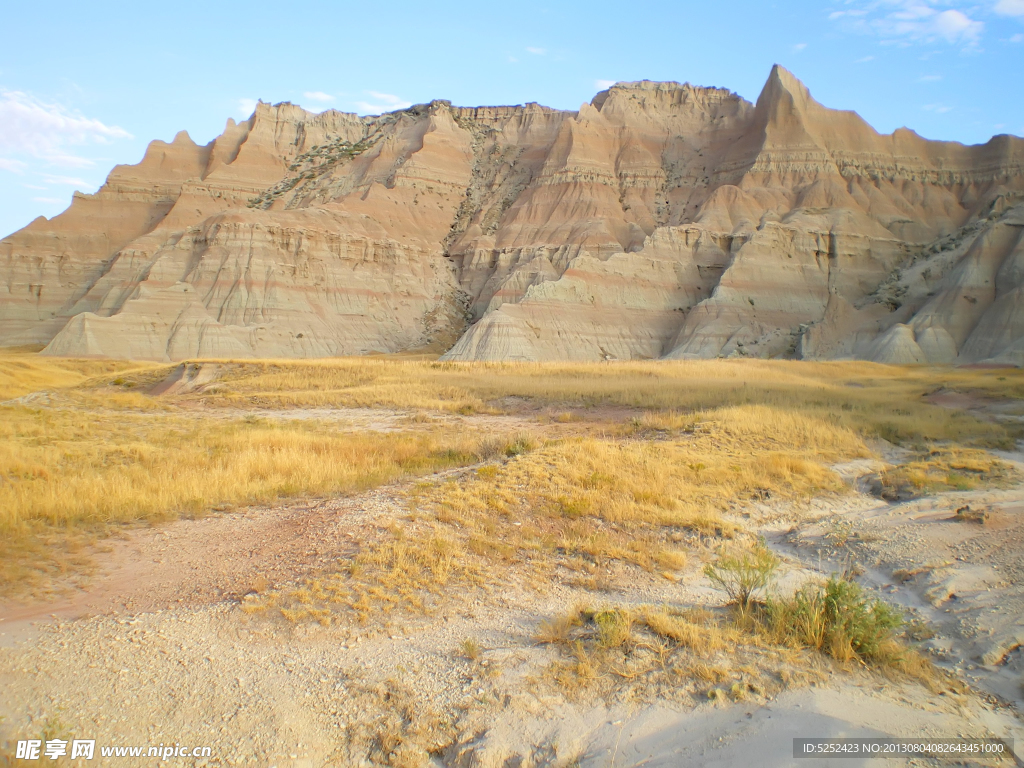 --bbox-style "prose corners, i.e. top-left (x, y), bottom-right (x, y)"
top-left (504, 433), bottom-right (536, 457)
top-left (592, 608), bottom-right (633, 648)
top-left (704, 540), bottom-right (780, 609)
top-left (474, 432), bottom-right (537, 461)
top-left (763, 576), bottom-right (903, 663)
